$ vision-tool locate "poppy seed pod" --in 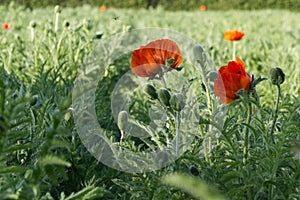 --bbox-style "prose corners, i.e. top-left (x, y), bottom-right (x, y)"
top-left (118, 111), bottom-right (128, 131)
top-left (170, 93), bottom-right (185, 111)
top-left (54, 5), bottom-right (61, 13)
top-left (144, 84), bottom-right (158, 99)
top-left (192, 44), bottom-right (204, 62)
top-left (270, 67), bottom-right (285, 85)
top-left (29, 21), bottom-right (36, 28)
top-left (157, 88), bottom-right (171, 107)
